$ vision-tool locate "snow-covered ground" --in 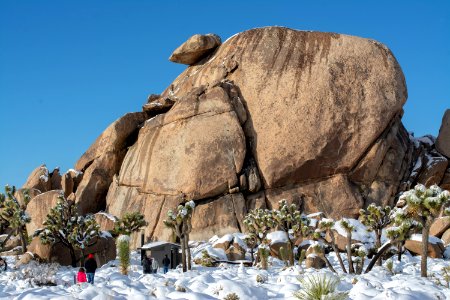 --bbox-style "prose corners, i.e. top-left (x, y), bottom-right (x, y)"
top-left (1, 244), bottom-right (450, 299)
